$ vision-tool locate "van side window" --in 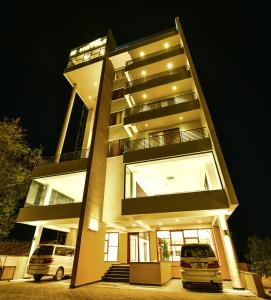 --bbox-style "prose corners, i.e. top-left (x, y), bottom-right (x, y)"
top-left (55, 247), bottom-right (66, 256)
top-left (66, 248), bottom-right (74, 256)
